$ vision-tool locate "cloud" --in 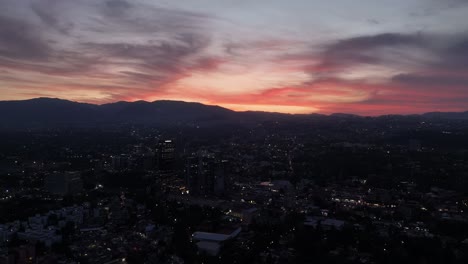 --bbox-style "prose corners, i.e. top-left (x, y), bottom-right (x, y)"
top-left (31, 0), bottom-right (74, 35)
top-left (0, 0), bottom-right (221, 103)
top-left (392, 73), bottom-right (468, 87)
top-left (367, 19), bottom-right (380, 25)
top-left (1, 1), bottom-right (467, 115)
top-left (314, 33), bottom-right (425, 72)
top-left (0, 15), bottom-right (51, 60)
top-left (436, 38), bottom-right (468, 69)
top-left (78, 32), bottom-right (213, 86)
top-left (105, 0), bottom-right (133, 15)
top-left (309, 32), bottom-right (468, 75)
top-left (95, 0), bottom-right (214, 35)
top-left (209, 29), bottom-right (468, 114)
